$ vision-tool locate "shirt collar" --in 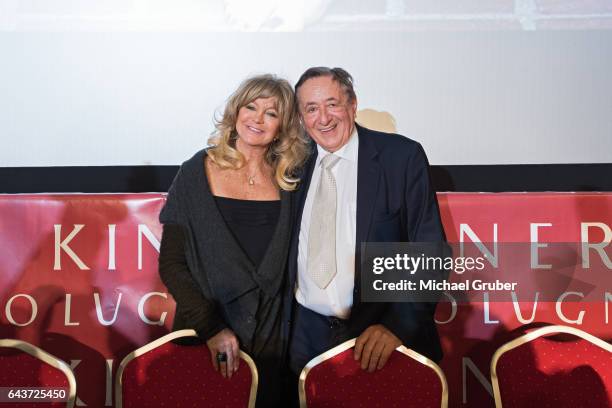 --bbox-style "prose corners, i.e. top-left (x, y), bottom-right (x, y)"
top-left (315, 126), bottom-right (359, 166)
